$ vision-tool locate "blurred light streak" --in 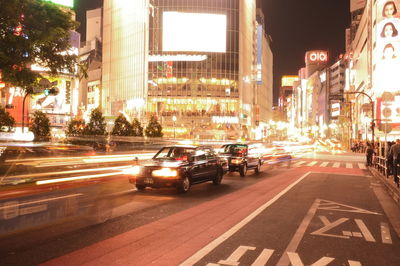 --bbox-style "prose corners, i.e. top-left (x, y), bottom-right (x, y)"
top-left (0, 193), bottom-right (83, 210)
top-left (36, 172), bottom-right (124, 185)
top-left (5, 166), bottom-right (131, 180)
